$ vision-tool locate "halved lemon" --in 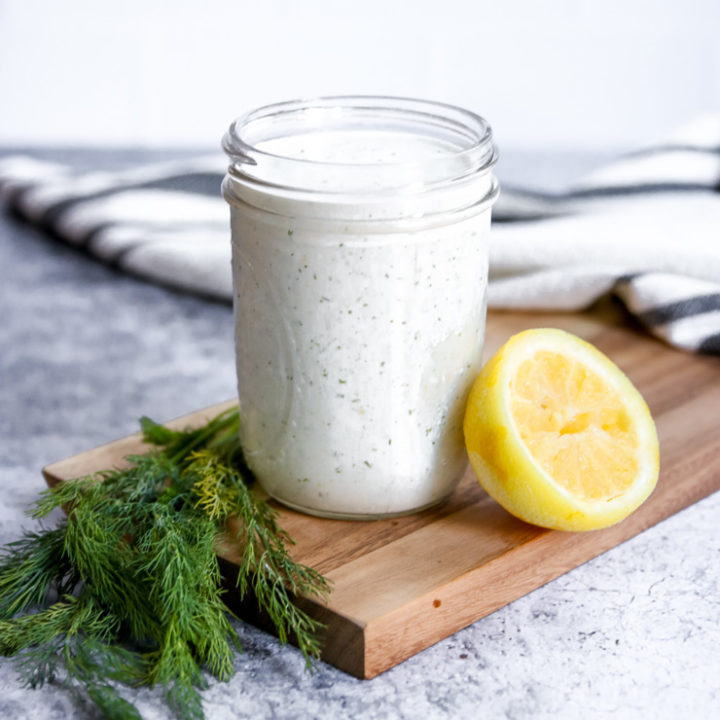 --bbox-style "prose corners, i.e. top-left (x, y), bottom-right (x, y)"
top-left (463, 328), bottom-right (659, 531)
